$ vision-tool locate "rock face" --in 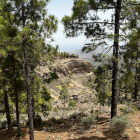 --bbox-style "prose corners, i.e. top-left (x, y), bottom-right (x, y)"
top-left (54, 59), bottom-right (93, 76)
